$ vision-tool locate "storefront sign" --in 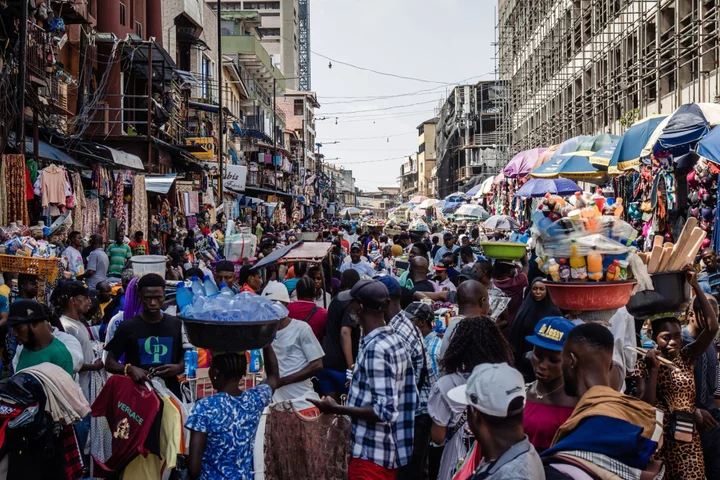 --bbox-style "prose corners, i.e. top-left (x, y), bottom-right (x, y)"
top-left (223, 165), bottom-right (248, 192)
